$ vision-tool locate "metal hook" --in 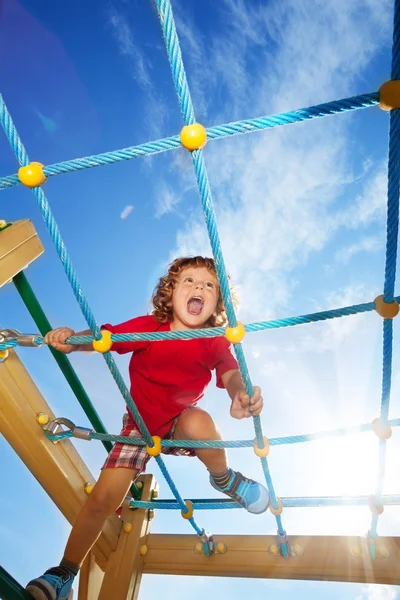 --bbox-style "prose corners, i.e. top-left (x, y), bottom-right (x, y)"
top-left (43, 417), bottom-right (93, 441)
top-left (0, 328), bottom-right (42, 347)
